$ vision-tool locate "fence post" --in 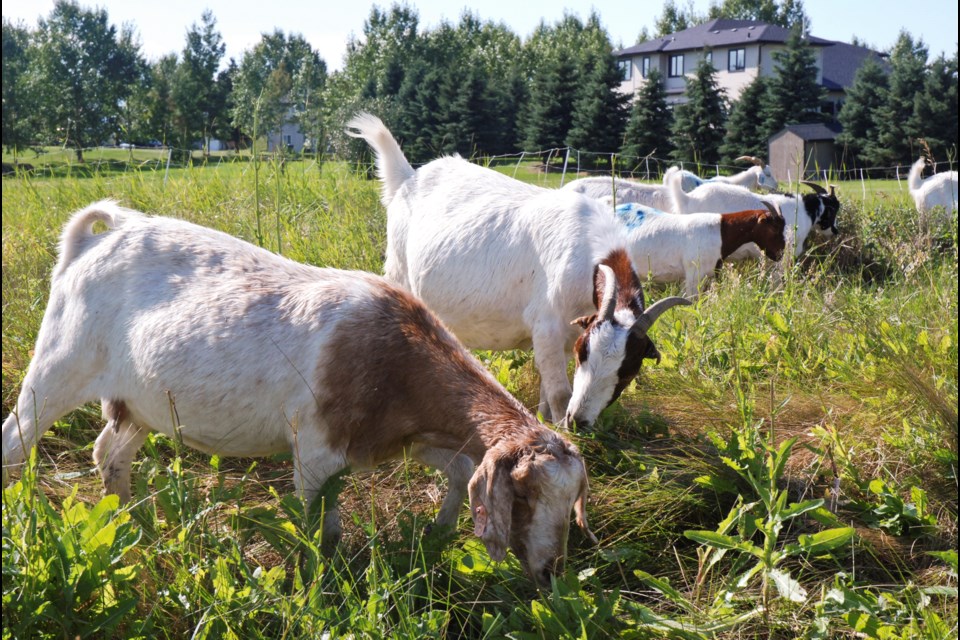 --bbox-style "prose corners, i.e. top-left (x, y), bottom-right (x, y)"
top-left (513, 151), bottom-right (525, 179)
top-left (163, 147), bottom-right (173, 187)
top-left (560, 148), bottom-right (571, 186)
